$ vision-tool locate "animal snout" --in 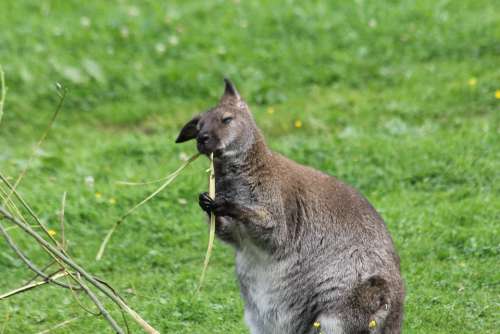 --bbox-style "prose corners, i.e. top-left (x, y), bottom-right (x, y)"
top-left (197, 133), bottom-right (210, 144)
